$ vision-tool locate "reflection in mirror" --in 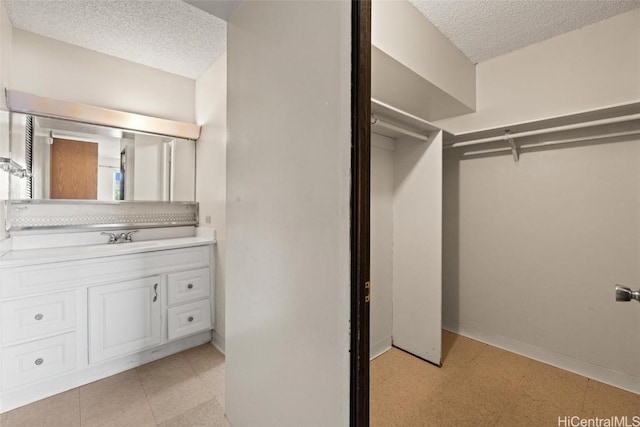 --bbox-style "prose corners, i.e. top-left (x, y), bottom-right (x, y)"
top-left (9, 113), bottom-right (195, 202)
